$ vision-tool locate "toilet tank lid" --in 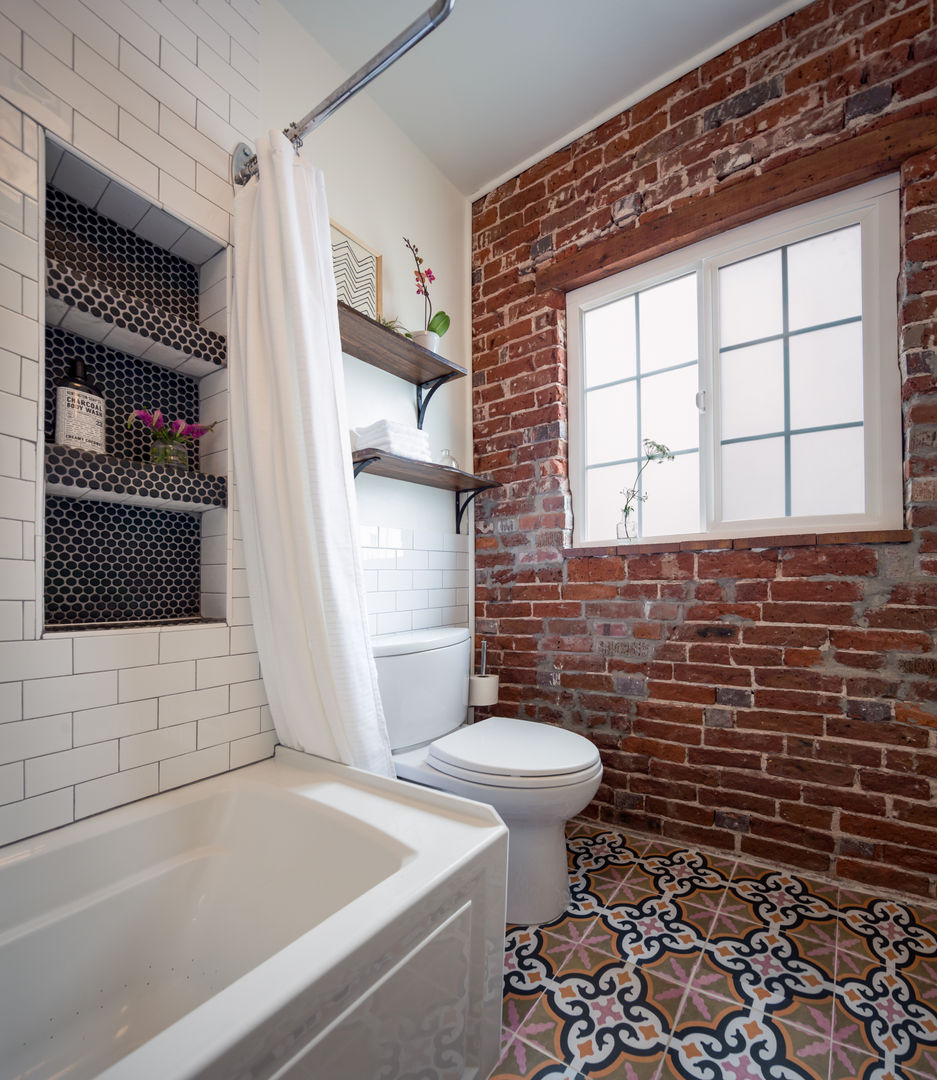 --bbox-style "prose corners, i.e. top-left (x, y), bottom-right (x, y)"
top-left (371, 625), bottom-right (470, 658)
